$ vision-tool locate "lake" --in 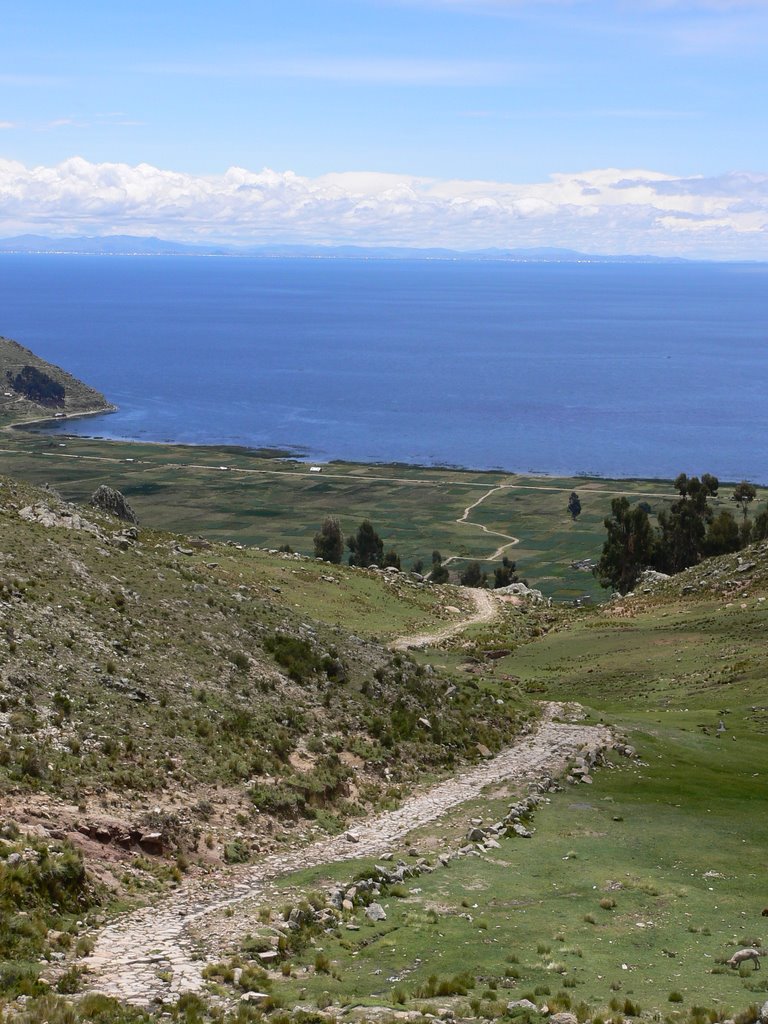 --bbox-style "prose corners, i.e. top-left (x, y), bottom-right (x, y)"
top-left (1, 254), bottom-right (767, 481)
